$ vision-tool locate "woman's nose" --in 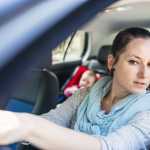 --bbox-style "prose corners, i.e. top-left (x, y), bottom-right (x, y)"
top-left (137, 64), bottom-right (148, 78)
